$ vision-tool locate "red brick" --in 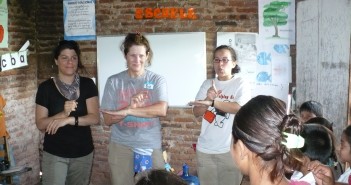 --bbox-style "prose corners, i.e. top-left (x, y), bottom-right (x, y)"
top-left (3, 0), bottom-right (300, 184)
